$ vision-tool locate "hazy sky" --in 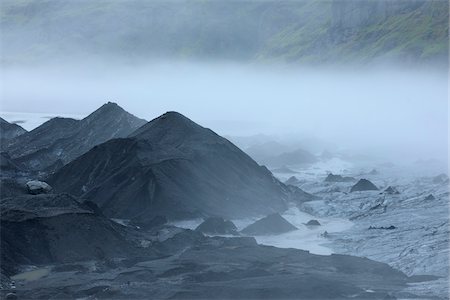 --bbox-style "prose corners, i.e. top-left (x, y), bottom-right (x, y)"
top-left (0, 61), bottom-right (448, 162)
